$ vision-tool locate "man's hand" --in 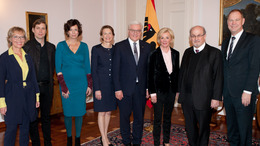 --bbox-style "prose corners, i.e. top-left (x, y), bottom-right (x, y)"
top-left (210, 99), bottom-right (219, 108)
top-left (115, 90), bottom-right (124, 100)
top-left (146, 90), bottom-right (150, 99)
top-left (242, 92), bottom-right (251, 107)
top-left (151, 94), bottom-right (157, 103)
top-left (175, 92), bottom-right (179, 99)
